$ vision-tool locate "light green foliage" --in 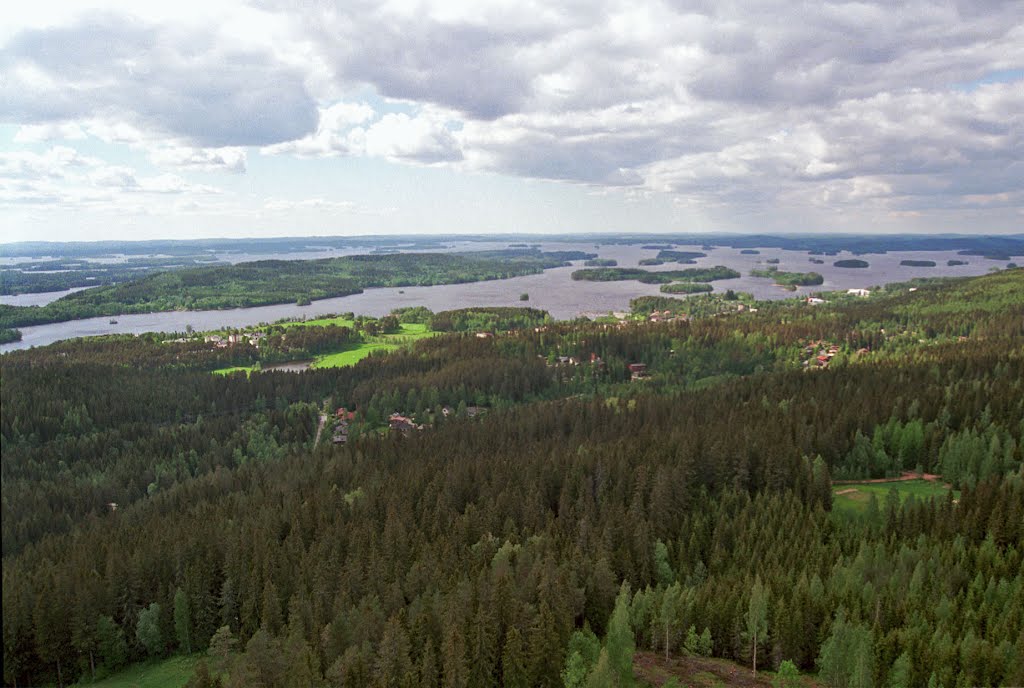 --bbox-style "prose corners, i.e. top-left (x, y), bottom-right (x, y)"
top-left (746, 577), bottom-right (768, 675)
top-left (654, 540), bottom-right (675, 587)
top-left (818, 612), bottom-right (874, 688)
top-left (584, 648), bottom-right (615, 688)
top-left (136, 603), bottom-right (163, 657)
top-left (68, 654), bottom-right (199, 688)
top-left (659, 583), bottom-right (683, 660)
top-left (562, 651), bottom-right (590, 688)
top-left (605, 583), bottom-right (635, 687)
top-left (773, 660), bottom-right (800, 688)
top-left (887, 652), bottom-right (912, 688)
